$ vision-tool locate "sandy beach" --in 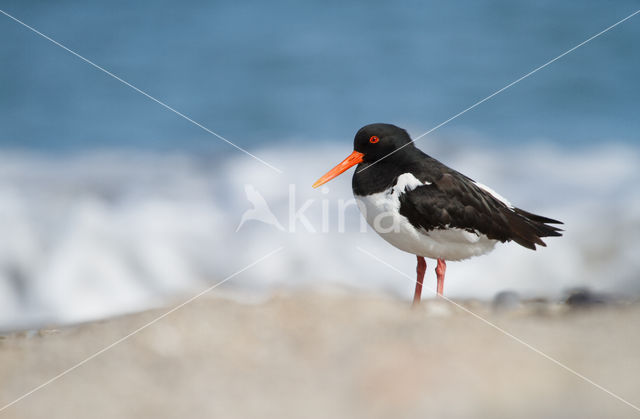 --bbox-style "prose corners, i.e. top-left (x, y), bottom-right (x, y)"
top-left (1, 291), bottom-right (639, 419)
